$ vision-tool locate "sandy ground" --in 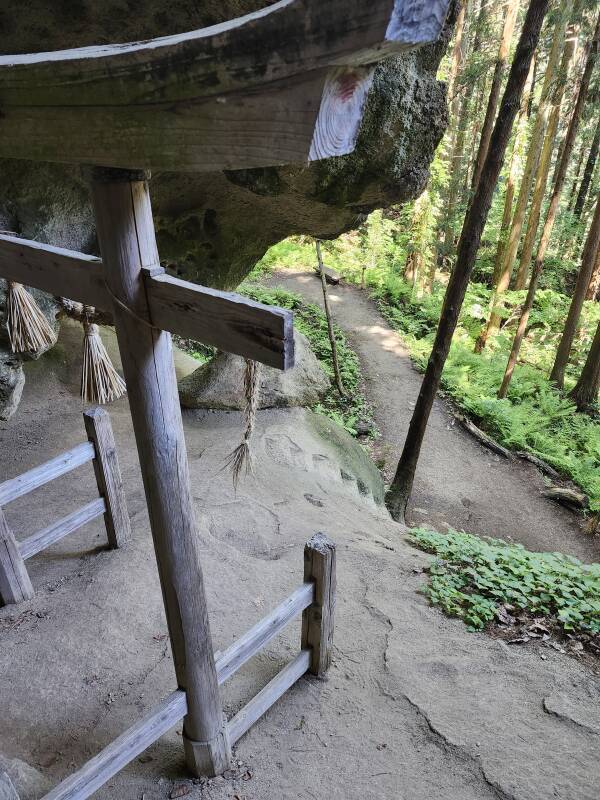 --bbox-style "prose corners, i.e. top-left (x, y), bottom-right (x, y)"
top-left (266, 269), bottom-right (600, 563)
top-left (0, 317), bottom-right (598, 800)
